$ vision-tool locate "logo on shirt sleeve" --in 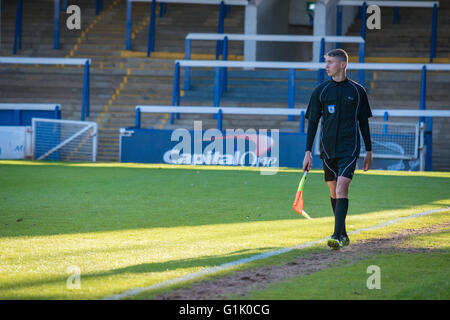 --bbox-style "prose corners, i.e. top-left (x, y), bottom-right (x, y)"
top-left (328, 104), bottom-right (335, 114)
